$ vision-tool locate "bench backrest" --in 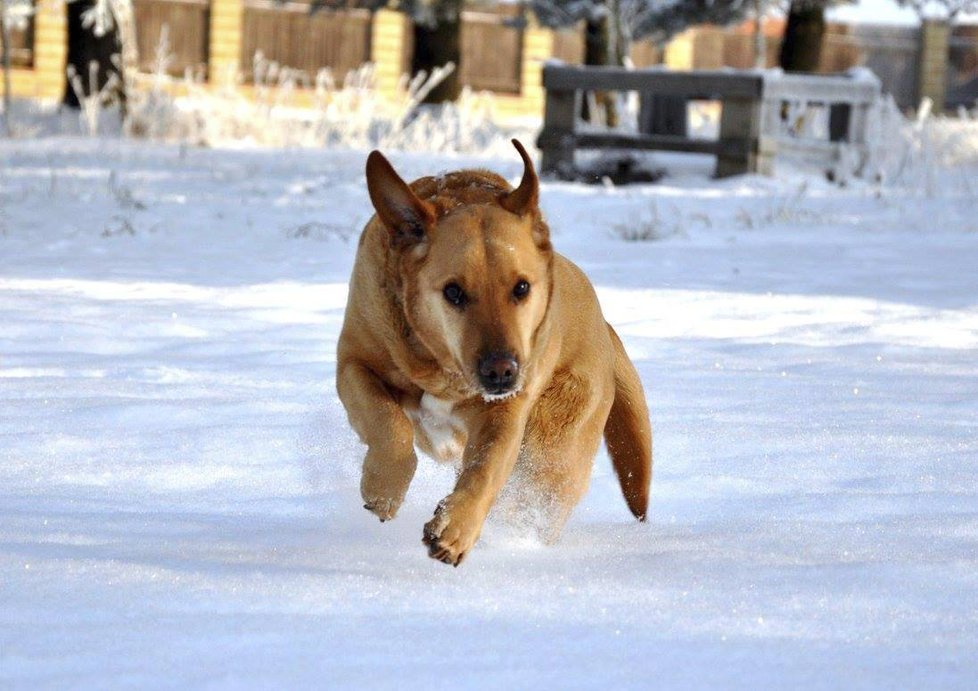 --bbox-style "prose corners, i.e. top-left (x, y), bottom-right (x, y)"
top-left (542, 64), bottom-right (765, 100)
